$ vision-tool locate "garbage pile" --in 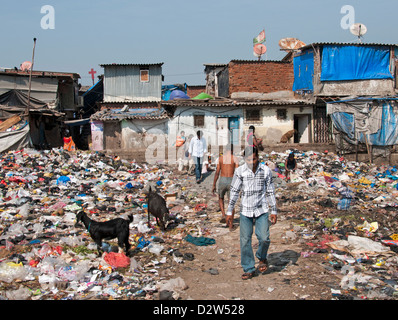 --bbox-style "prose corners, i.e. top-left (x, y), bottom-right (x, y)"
top-left (0, 148), bottom-right (211, 300)
top-left (1, 146), bottom-right (398, 300)
top-left (267, 149), bottom-right (398, 299)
